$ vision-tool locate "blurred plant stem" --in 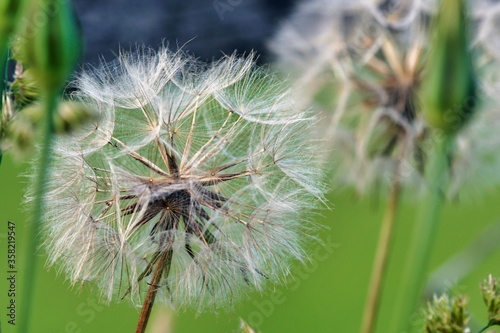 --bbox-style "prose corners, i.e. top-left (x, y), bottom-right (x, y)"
top-left (18, 88), bottom-right (59, 333)
top-left (426, 219), bottom-right (500, 298)
top-left (389, 0), bottom-right (476, 329)
top-left (360, 172), bottom-right (401, 333)
top-left (149, 304), bottom-right (174, 333)
top-left (389, 133), bottom-right (452, 333)
top-left (0, 51), bottom-right (8, 165)
top-left (16, 0), bottom-right (81, 330)
top-left (0, 30), bottom-right (10, 166)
